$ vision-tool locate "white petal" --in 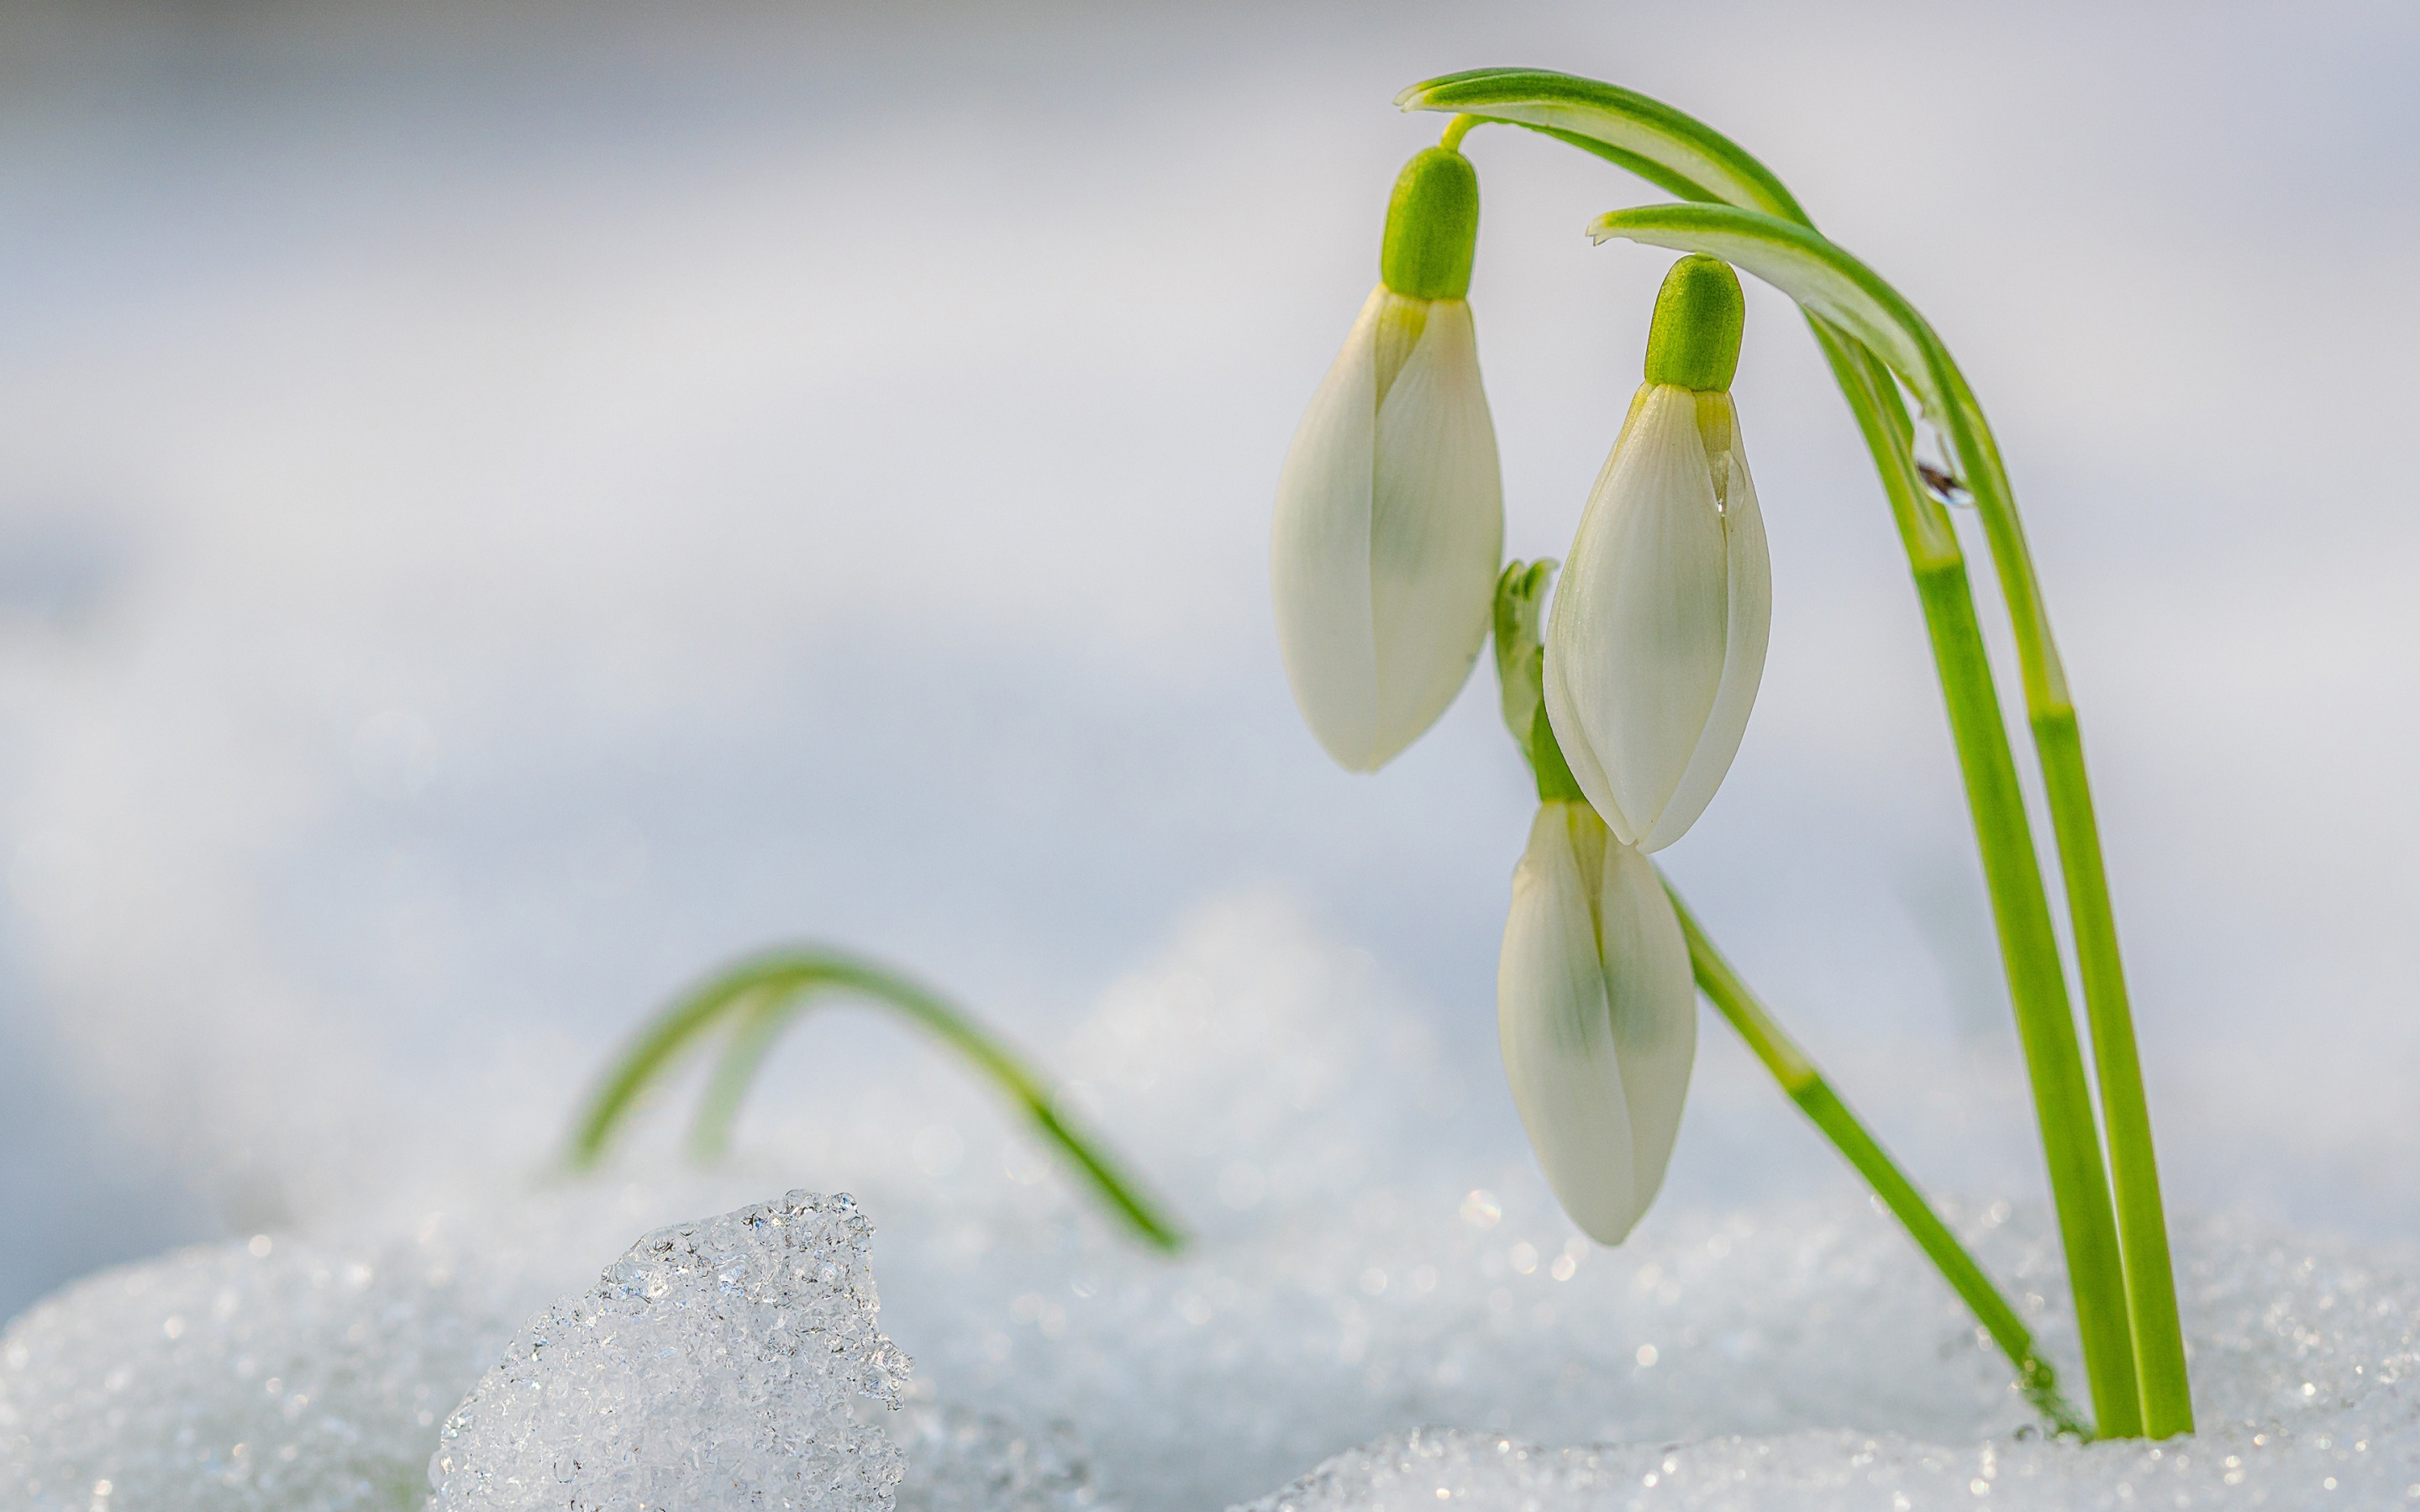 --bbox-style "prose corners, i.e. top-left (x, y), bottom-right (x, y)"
top-left (1271, 286), bottom-right (1386, 769)
top-left (1642, 410), bottom-right (1771, 851)
top-left (1596, 837), bottom-right (1697, 1215)
top-left (1540, 612), bottom-right (1630, 841)
top-left (1498, 802), bottom-right (1639, 1243)
top-left (1365, 298), bottom-right (1504, 767)
top-left (1546, 385), bottom-right (1730, 845)
top-left (1539, 391), bottom-right (1649, 843)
